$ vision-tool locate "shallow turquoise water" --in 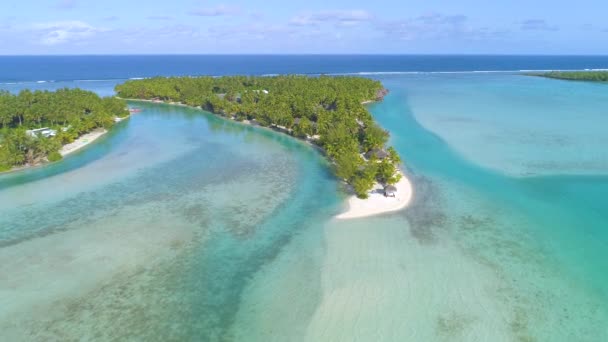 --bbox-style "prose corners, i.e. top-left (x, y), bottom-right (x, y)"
top-left (0, 102), bottom-right (342, 340)
top-left (1, 75), bottom-right (607, 341)
top-left (396, 73), bottom-right (608, 176)
top-left (365, 76), bottom-right (608, 340)
top-left (376, 75), bottom-right (608, 299)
